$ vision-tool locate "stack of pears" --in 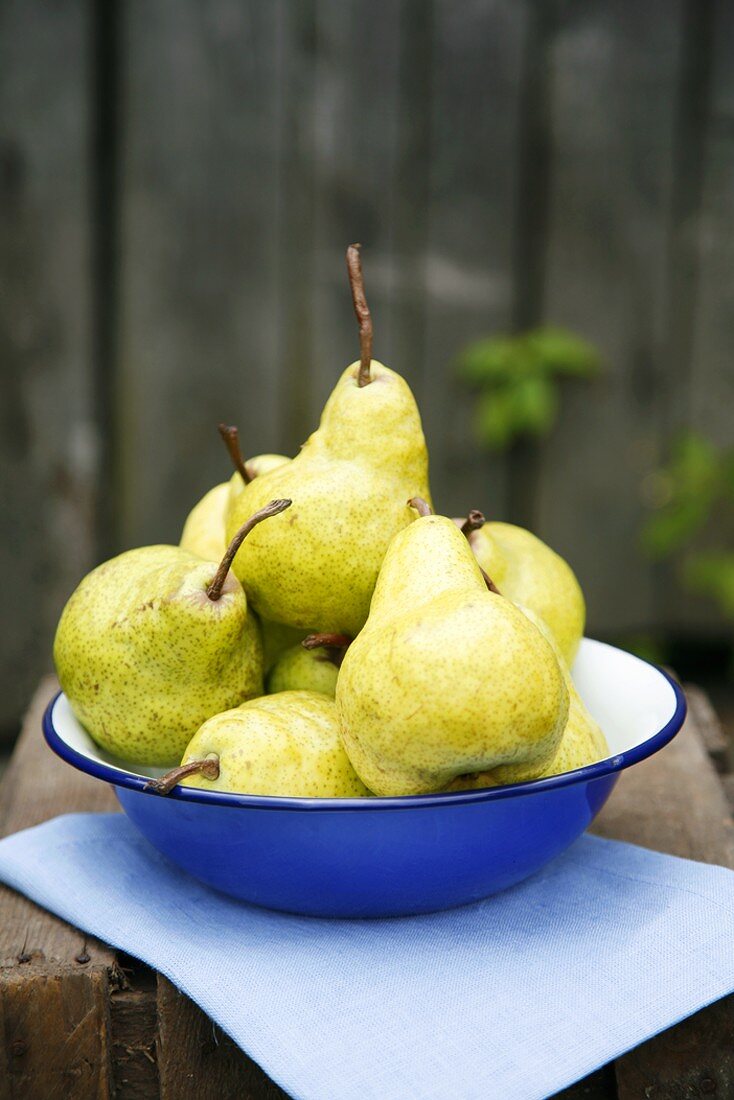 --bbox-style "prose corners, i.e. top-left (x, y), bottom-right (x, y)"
top-left (54, 244), bottom-right (608, 800)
